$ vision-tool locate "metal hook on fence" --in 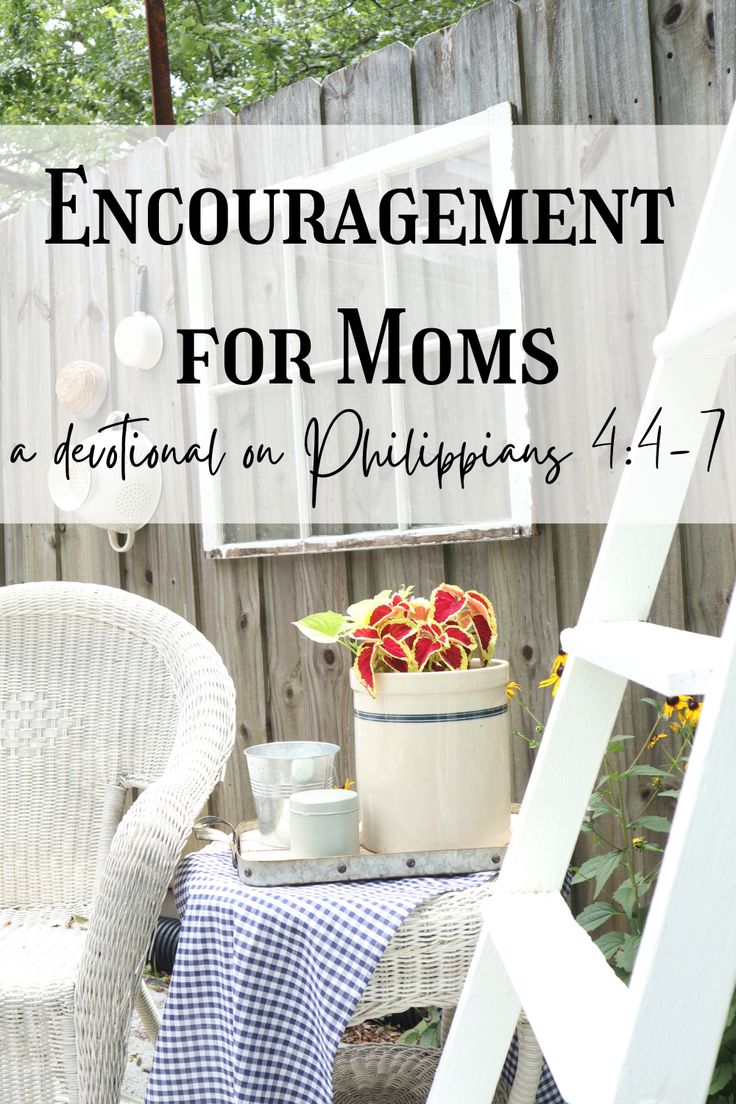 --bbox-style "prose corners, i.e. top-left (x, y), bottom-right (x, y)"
top-left (119, 248), bottom-right (143, 272)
